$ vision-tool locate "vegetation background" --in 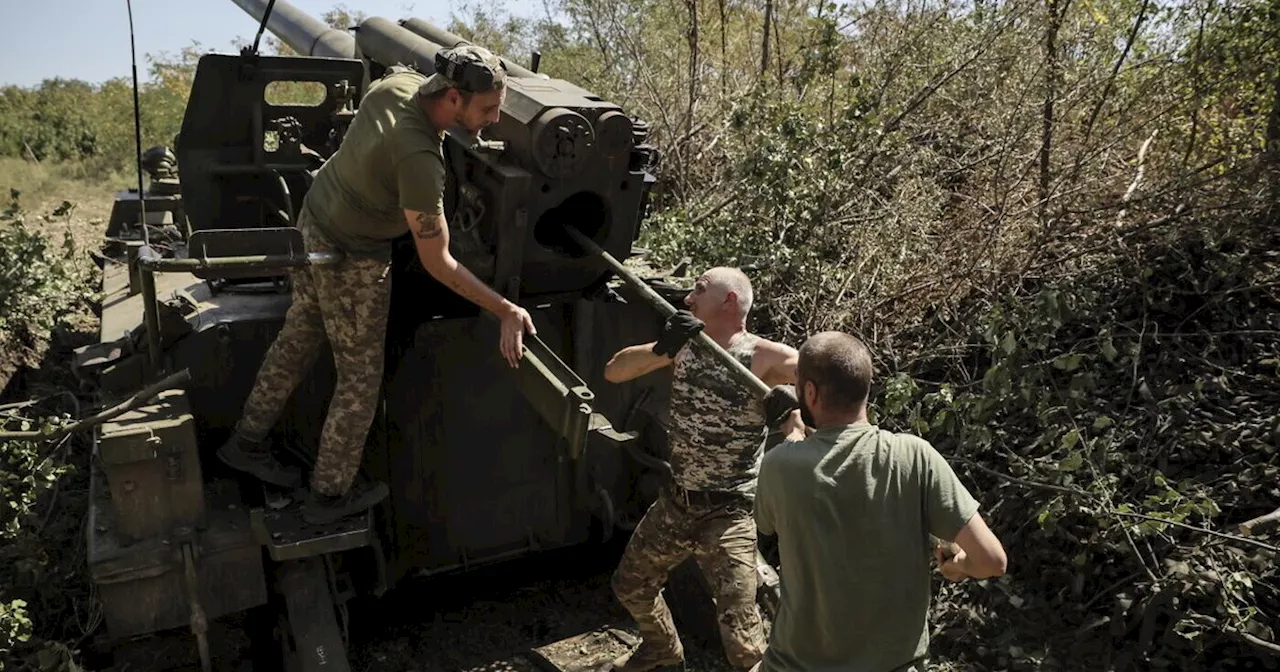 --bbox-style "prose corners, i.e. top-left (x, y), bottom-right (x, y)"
top-left (1, 0), bottom-right (1278, 669)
